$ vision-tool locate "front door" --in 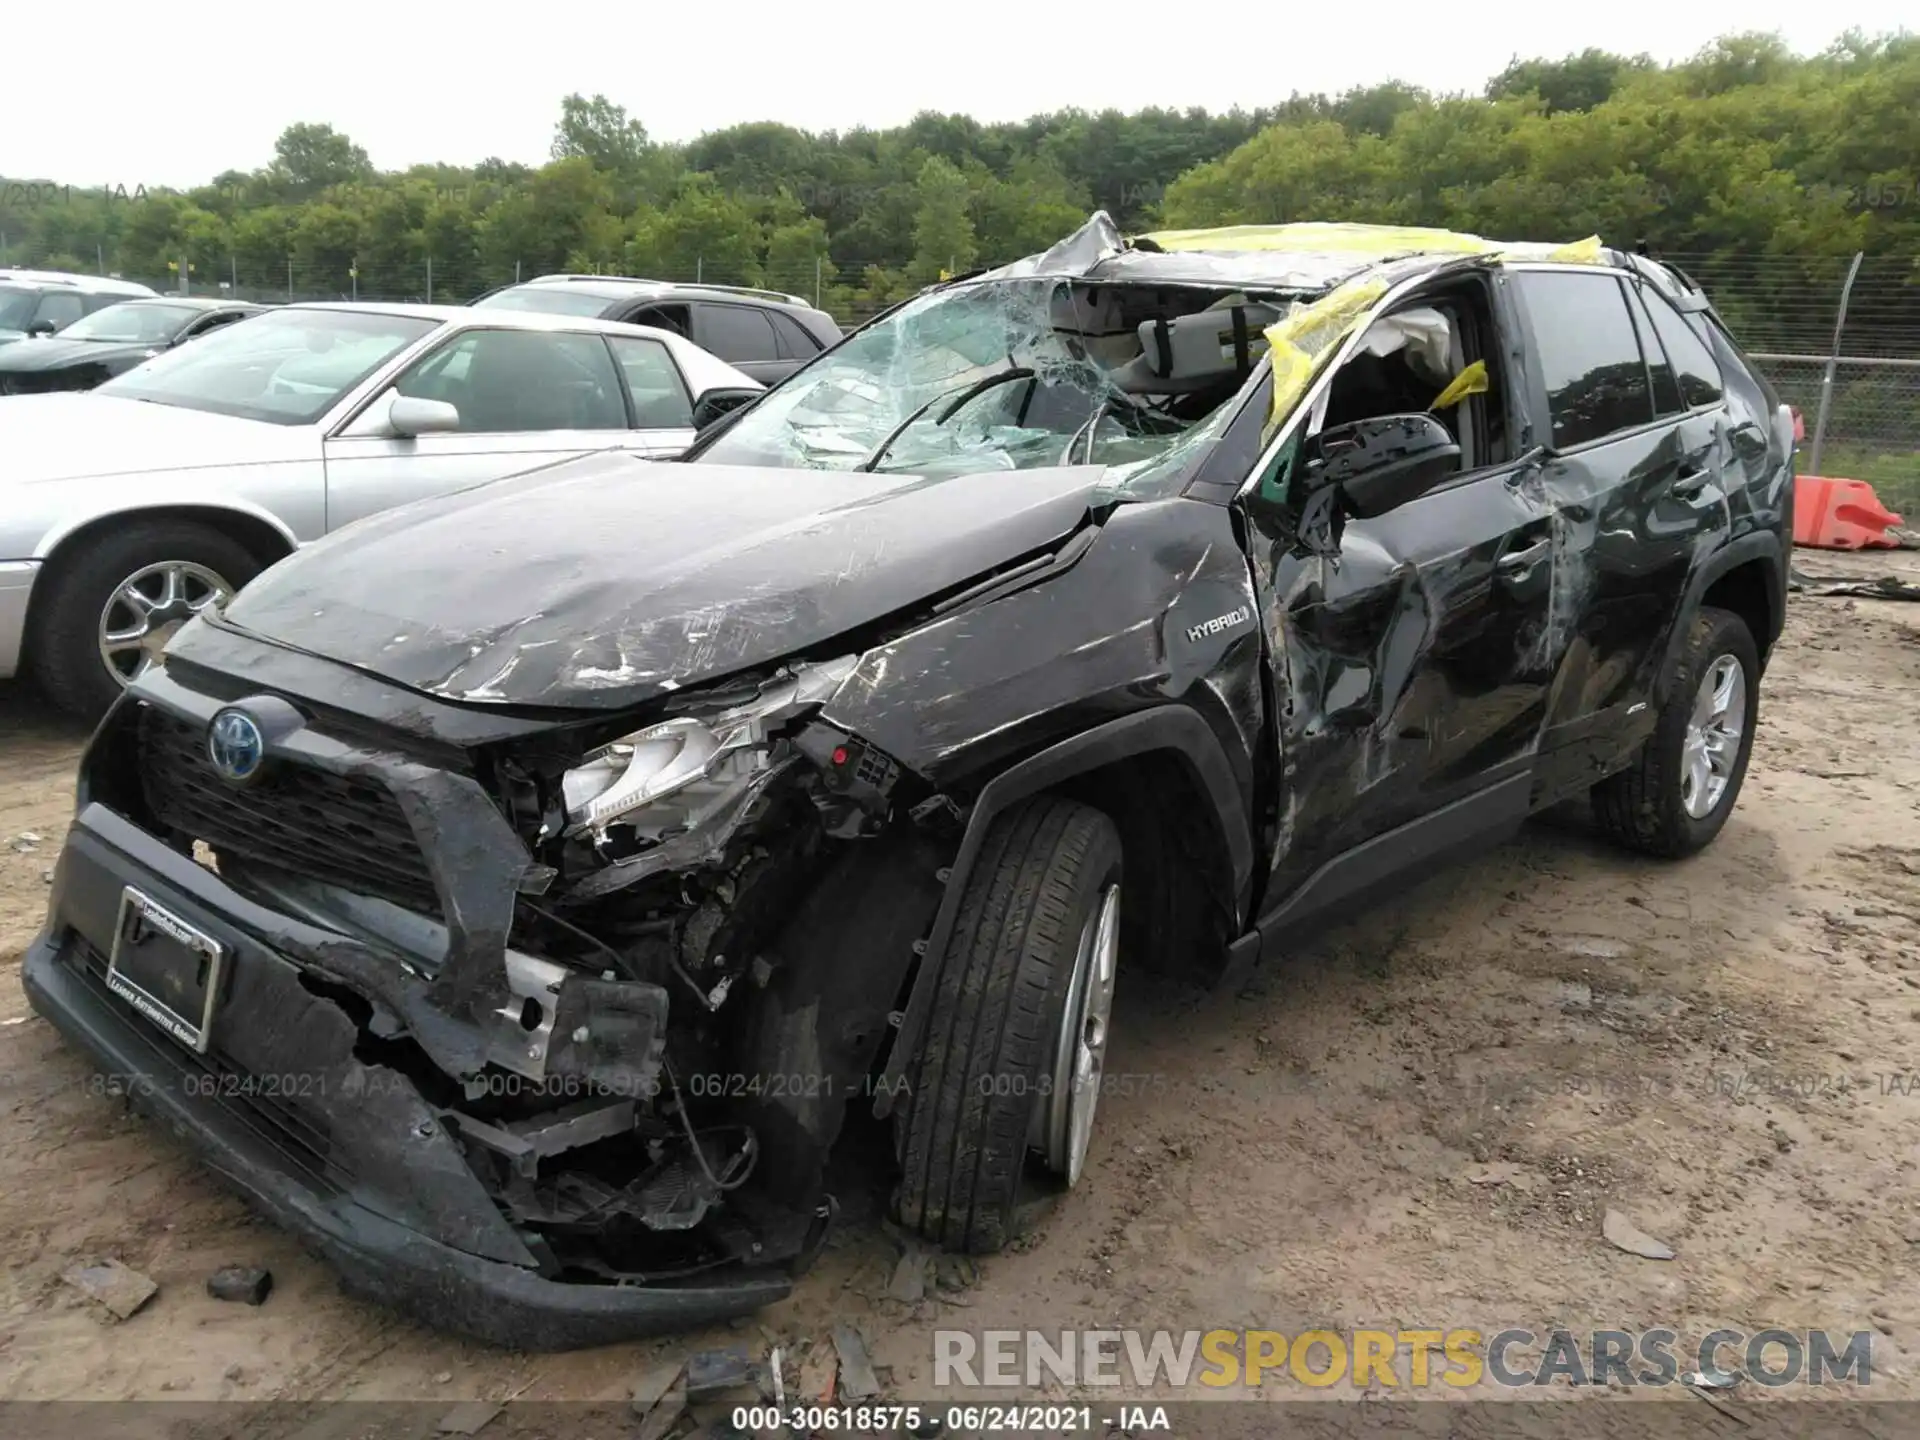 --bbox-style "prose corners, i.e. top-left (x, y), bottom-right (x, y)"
top-left (1244, 273), bottom-right (1560, 915)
